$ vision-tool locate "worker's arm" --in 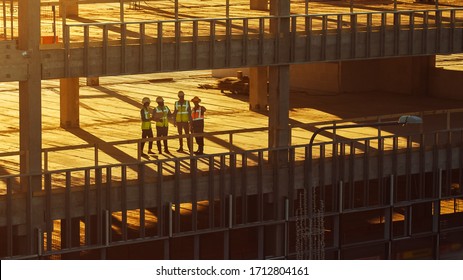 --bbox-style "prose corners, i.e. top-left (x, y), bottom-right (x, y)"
top-left (187, 101), bottom-right (192, 122)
